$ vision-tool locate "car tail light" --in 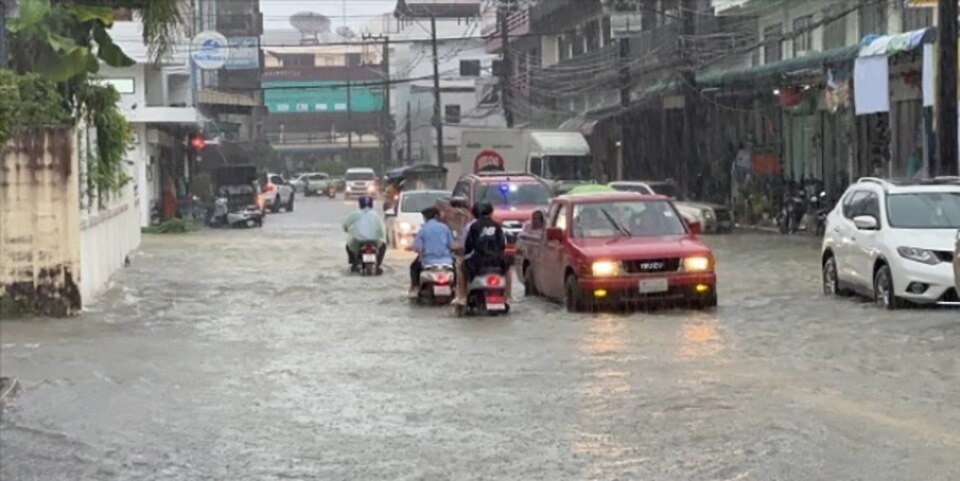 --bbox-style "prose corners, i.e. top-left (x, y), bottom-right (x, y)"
top-left (263, 183), bottom-right (275, 193)
top-left (486, 275), bottom-right (501, 287)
